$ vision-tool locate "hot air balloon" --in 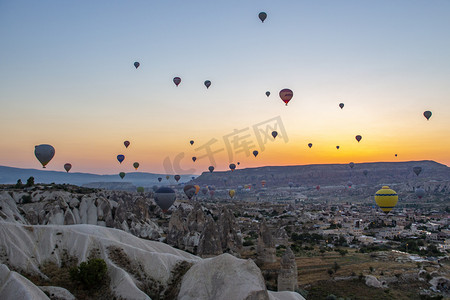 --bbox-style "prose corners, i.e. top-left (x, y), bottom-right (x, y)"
top-left (209, 190), bottom-right (215, 197)
top-left (137, 187), bottom-right (144, 193)
top-left (261, 180), bottom-right (266, 187)
top-left (415, 188), bottom-right (426, 199)
top-left (253, 150), bottom-right (259, 157)
top-left (166, 175), bottom-right (170, 180)
top-left (288, 182), bottom-right (294, 188)
top-left (34, 144), bottom-right (55, 168)
top-left (133, 162), bottom-right (140, 170)
top-left (279, 88), bottom-right (293, 106)
top-left (190, 140), bottom-right (194, 145)
top-left (316, 185), bottom-right (320, 191)
top-left (124, 141), bottom-right (130, 148)
top-left (208, 166), bottom-right (214, 173)
top-left (363, 170), bottom-right (368, 177)
top-left (355, 135), bottom-right (362, 142)
top-left (349, 162), bottom-right (355, 169)
top-left (423, 111), bottom-right (432, 120)
top-left (192, 157), bottom-right (197, 162)
top-left (158, 177), bottom-right (162, 182)
top-left (64, 163), bottom-right (72, 173)
top-left (395, 154), bottom-right (398, 157)
top-left (228, 189), bottom-right (235, 198)
top-left (229, 163), bottom-right (236, 172)
top-left (134, 62), bottom-right (140, 69)
top-left (258, 12), bottom-right (267, 22)
top-left (237, 162), bottom-right (240, 165)
top-left (339, 103), bottom-right (344, 109)
top-left (413, 166), bottom-right (422, 176)
top-left (194, 185), bottom-right (200, 195)
top-left (201, 187), bottom-right (208, 195)
top-left (308, 143), bottom-right (312, 148)
top-left (192, 176), bottom-right (195, 180)
top-left (204, 80), bottom-right (211, 89)
top-left (154, 187), bottom-right (176, 212)
top-left (336, 146), bottom-right (340, 150)
top-left (174, 175), bottom-right (181, 182)
top-left (117, 155), bottom-right (125, 164)
top-left (272, 131), bottom-right (278, 139)
top-left (173, 77), bottom-right (181, 87)
top-left (265, 91), bottom-right (270, 97)
top-left (374, 186), bottom-right (398, 214)
top-left (183, 185), bottom-right (196, 200)
top-left (347, 181), bottom-right (353, 188)
top-left (119, 172), bottom-right (126, 179)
